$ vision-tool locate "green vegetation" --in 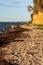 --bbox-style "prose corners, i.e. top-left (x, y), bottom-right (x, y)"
top-left (41, 31), bottom-right (43, 33)
top-left (33, 24), bottom-right (43, 30)
top-left (28, 0), bottom-right (43, 13)
top-left (26, 21), bottom-right (32, 26)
